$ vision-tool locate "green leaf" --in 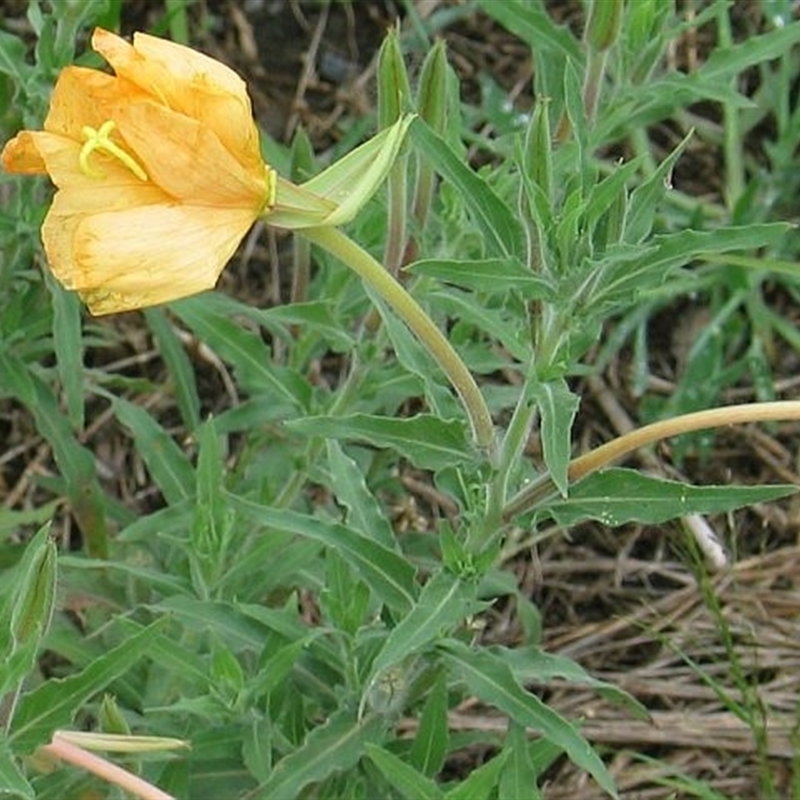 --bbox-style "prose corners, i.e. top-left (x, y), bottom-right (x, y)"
top-left (10, 620), bottom-right (163, 752)
top-left (253, 711), bottom-right (387, 799)
top-left (144, 307), bottom-right (201, 431)
top-left (0, 739), bottom-right (33, 799)
top-left (649, 224), bottom-right (791, 272)
top-left (191, 419), bottom-right (231, 588)
top-left (325, 440), bottom-right (396, 550)
top-left (499, 722), bottom-right (542, 800)
top-left (50, 281), bottom-right (84, 431)
top-left (531, 379), bottom-right (580, 498)
top-left (405, 258), bottom-right (552, 299)
top-left (410, 119), bottom-right (525, 259)
top-left (410, 674), bottom-right (449, 777)
top-left (229, 496), bottom-right (418, 613)
top-left (0, 503), bottom-right (59, 536)
top-left (259, 301), bottom-right (354, 352)
top-left (287, 413), bottom-right (473, 471)
top-left (478, 0), bottom-right (582, 61)
top-left (547, 469), bottom-right (797, 527)
top-left (366, 290), bottom-right (462, 422)
top-left (368, 571), bottom-right (484, 687)
top-left (441, 640), bottom-right (619, 799)
top-left (624, 131), bottom-right (693, 244)
top-left (172, 296), bottom-right (310, 409)
top-left (112, 398), bottom-right (194, 505)
top-left (242, 716), bottom-right (272, 785)
top-left (498, 645), bottom-right (649, 720)
top-left (428, 290), bottom-right (529, 362)
top-left (154, 595), bottom-right (304, 651)
top-left (0, 352), bottom-right (108, 557)
top-left (595, 224), bottom-right (791, 307)
top-left (697, 19), bottom-right (800, 83)
top-left (445, 751), bottom-right (509, 800)
top-left (0, 29), bottom-right (30, 82)
top-left (365, 743), bottom-right (445, 800)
